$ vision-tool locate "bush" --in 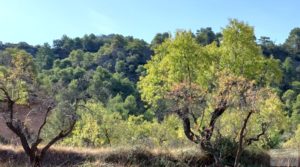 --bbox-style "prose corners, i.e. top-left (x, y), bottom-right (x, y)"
top-left (62, 101), bottom-right (189, 148)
